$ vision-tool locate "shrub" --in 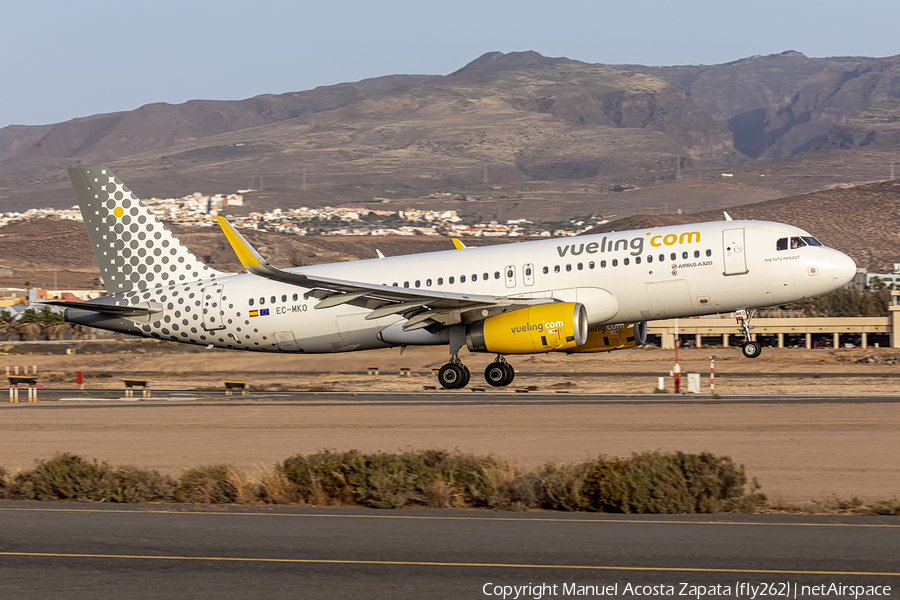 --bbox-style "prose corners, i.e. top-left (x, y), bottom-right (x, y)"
top-left (175, 464), bottom-right (243, 504)
top-left (534, 462), bottom-right (595, 511)
top-left (0, 466), bottom-right (10, 500)
top-left (580, 452), bottom-right (764, 514)
top-left (868, 498), bottom-right (900, 516)
top-left (12, 453), bottom-right (175, 502)
top-left (280, 449), bottom-right (533, 509)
